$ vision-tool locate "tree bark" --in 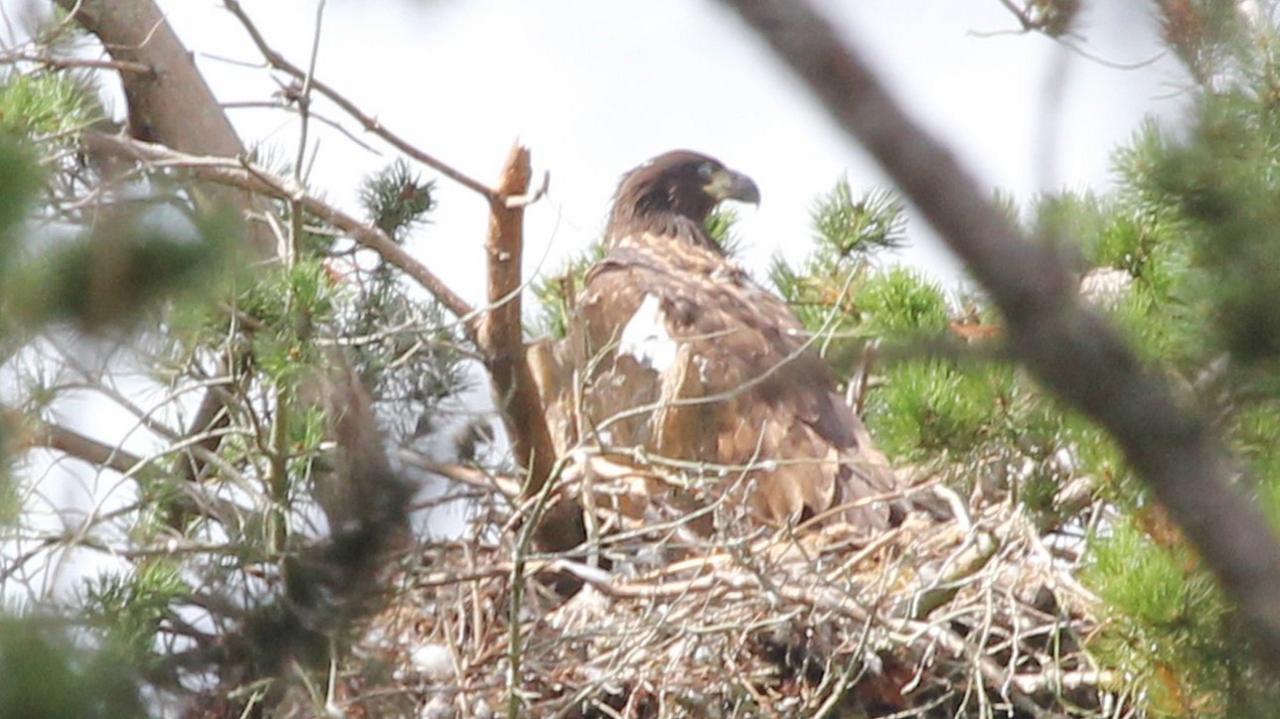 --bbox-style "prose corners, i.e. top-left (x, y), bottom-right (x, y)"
top-left (478, 145), bottom-right (556, 497)
top-left (56, 0), bottom-right (275, 256)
